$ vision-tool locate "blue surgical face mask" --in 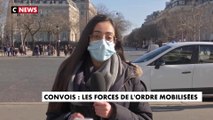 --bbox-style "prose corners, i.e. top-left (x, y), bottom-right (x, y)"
top-left (87, 39), bottom-right (116, 62)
